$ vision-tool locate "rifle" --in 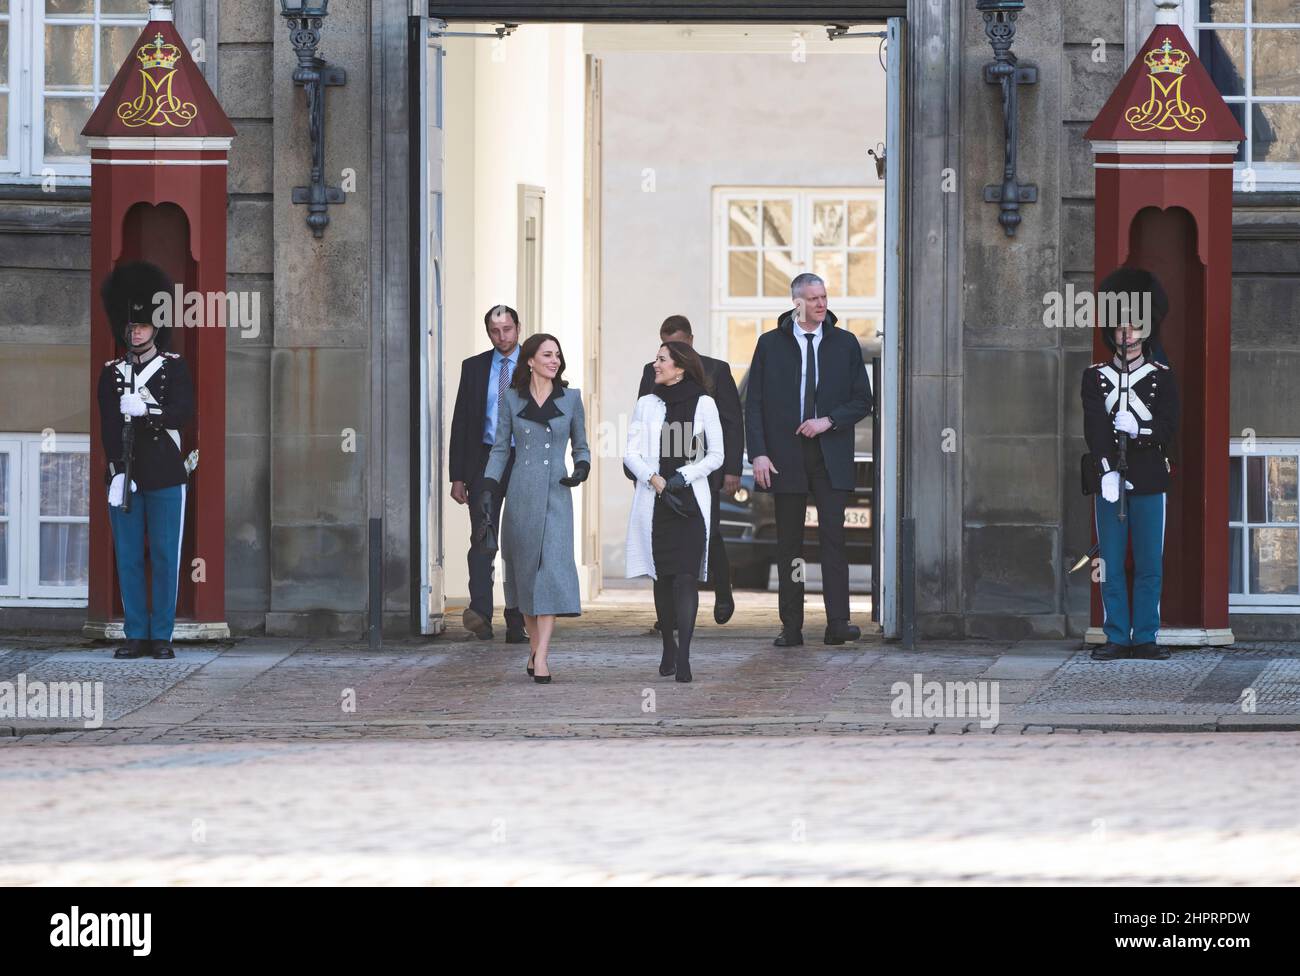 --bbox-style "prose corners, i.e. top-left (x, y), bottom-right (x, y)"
top-left (1116, 337), bottom-right (1130, 523)
top-left (120, 360), bottom-right (136, 513)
